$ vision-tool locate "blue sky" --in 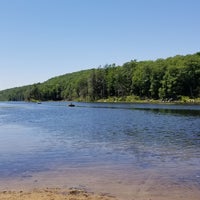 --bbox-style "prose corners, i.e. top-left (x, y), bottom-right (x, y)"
top-left (0, 0), bottom-right (200, 90)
